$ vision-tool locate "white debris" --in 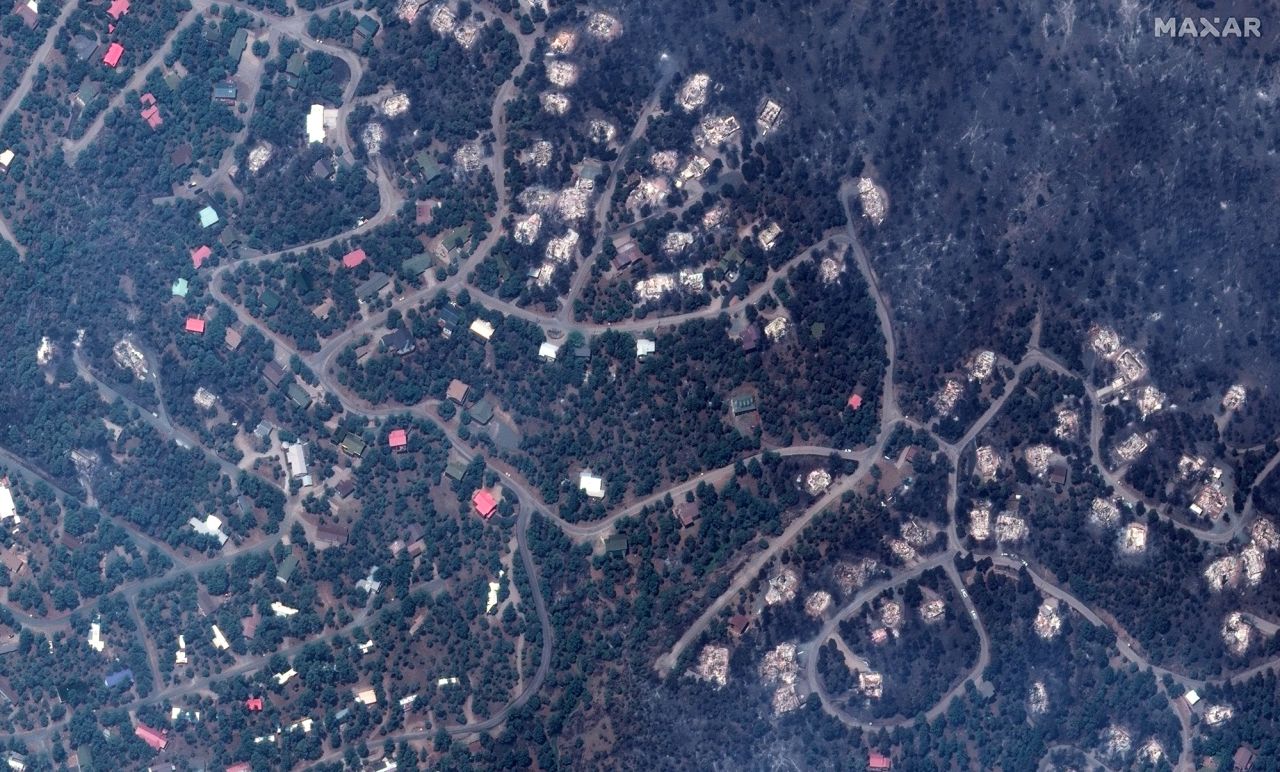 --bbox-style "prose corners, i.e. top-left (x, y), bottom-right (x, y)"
top-left (1251, 518), bottom-right (1280, 551)
top-left (919, 598), bottom-right (945, 623)
top-left (678, 268), bottom-right (705, 293)
top-left (879, 599), bottom-right (903, 629)
top-left (1222, 612), bottom-right (1253, 656)
top-left (933, 379), bottom-right (963, 417)
top-left (1137, 738), bottom-right (1165, 765)
top-left (771, 684), bottom-right (800, 714)
top-left (1054, 408), bottom-right (1079, 439)
top-left (1033, 599), bottom-right (1061, 639)
top-left (756, 98), bottom-right (783, 134)
top-left (247, 142), bottom-right (274, 174)
top-left (887, 538), bottom-right (918, 563)
top-left (968, 501), bottom-right (993, 541)
top-left (677, 73), bottom-right (711, 111)
top-left (453, 142), bottom-right (484, 173)
top-left (968, 350), bottom-right (996, 381)
top-left (585, 11), bottom-right (621, 41)
top-left (1240, 542), bottom-right (1265, 586)
top-left (759, 642), bottom-right (798, 685)
top-left (1135, 385), bottom-right (1165, 419)
top-left (394, 0), bottom-right (429, 23)
top-left (36, 336), bottom-right (54, 366)
top-left (514, 213), bottom-right (542, 245)
top-left (757, 222), bottom-right (782, 252)
top-left (901, 520), bottom-right (931, 548)
top-left (764, 567), bottom-right (799, 606)
top-left (1023, 444), bottom-right (1053, 477)
top-left (974, 446), bottom-right (1001, 481)
top-left (587, 118), bottom-right (617, 143)
top-left (361, 122), bottom-right (384, 156)
top-left (452, 19), bottom-right (482, 49)
top-left (804, 591), bottom-right (832, 618)
top-left (429, 4), bottom-right (456, 34)
top-left (540, 92), bottom-right (570, 115)
top-left (112, 338), bottom-right (149, 379)
top-left (1088, 325), bottom-right (1122, 360)
top-left (545, 230), bottom-right (579, 263)
top-left (1118, 521), bottom-right (1148, 555)
top-left (518, 186), bottom-right (556, 211)
top-left (662, 230), bottom-right (694, 256)
top-left (819, 256), bottom-right (842, 284)
top-left (856, 176), bottom-right (888, 225)
top-left (546, 59), bottom-right (579, 88)
top-left (694, 644), bottom-right (729, 687)
top-left (649, 149), bottom-right (679, 174)
top-left (556, 186), bottom-right (590, 221)
top-left (694, 114), bottom-right (740, 148)
top-left (834, 559), bottom-right (878, 595)
top-left (764, 317), bottom-right (790, 342)
top-left (1104, 725), bottom-right (1132, 756)
top-left (1222, 384), bottom-right (1247, 411)
top-left (380, 92), bottom-right (410, 117)
top-left (1028, 681), bottom-right (1049, 715)
top-left (627, 177), bottom-right (670, 210)
top-left (1204, 705), bottom-right (1233, 727)
top-left (1089, 498), bottom-right (1121, 529)
top-left (1204, 556), bottom-right (1241, 592)
top-left (634, 273), bottom-right (676, 302)
top-left (995, 512), bottom-right (1028, 542)
top-left (548, 28), bottom-right (577, 54)
top-left (193, 387), bottom-right (218, 410)
top-left (858, 670), bottom-right (883, 698)
top-left (676, 156), bottom-right (711, 187)
top-left (1114, 433), bottom-right (1149, 462)
top-left (805, 468), bottom-right (833, 497)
